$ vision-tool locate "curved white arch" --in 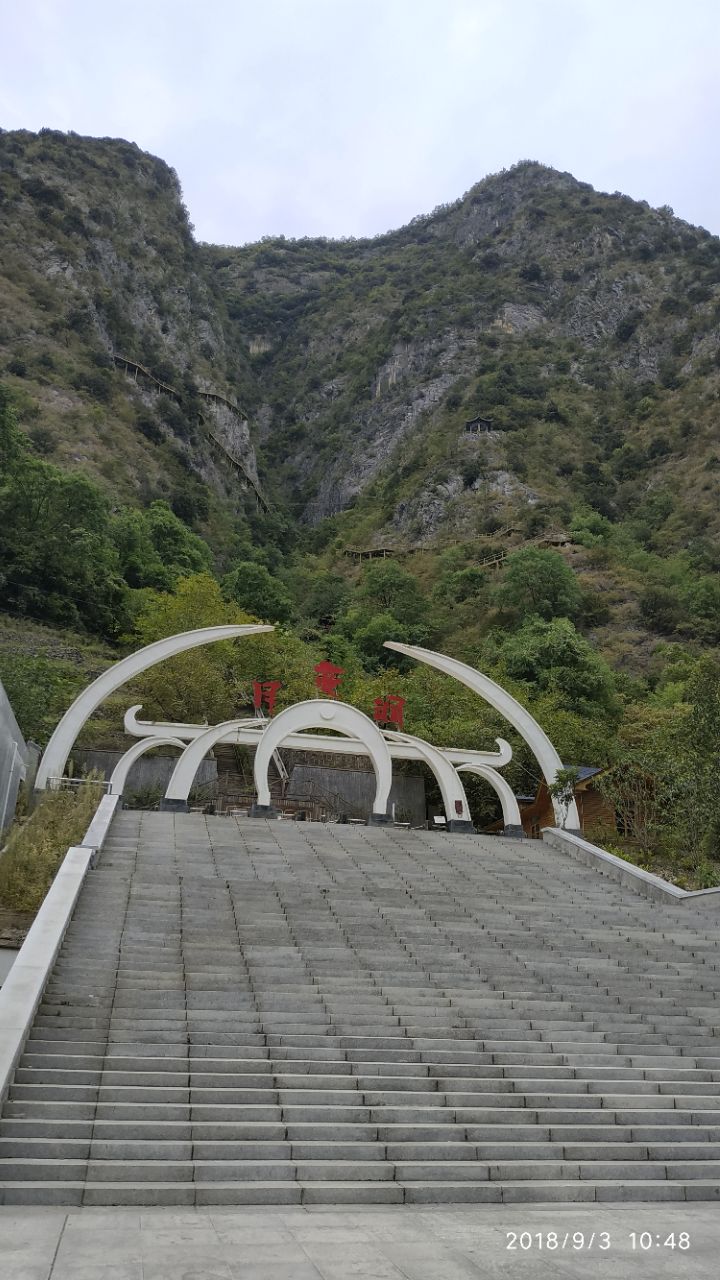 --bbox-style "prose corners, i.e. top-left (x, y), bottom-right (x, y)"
top-left (164, 717), bottom-right (263, 804)
top-left (383, 730), bottom-right (473, 829)
top-left (255, 701), bottom-right (393, 816)
top-left (109, 736), bottom-right (187, 796)
top-left (35, 625), bottom-right (273, 792)
top-left (456, 763), bottom-right (523, 834)
top-left (384, 642), bottom-right (580, 829)
top-left (124, 703), bottom-right (514, 770)
top-left (164, 701), bottom-right (394, 818)
top-left (123, 704), bottom-right (257, 742)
